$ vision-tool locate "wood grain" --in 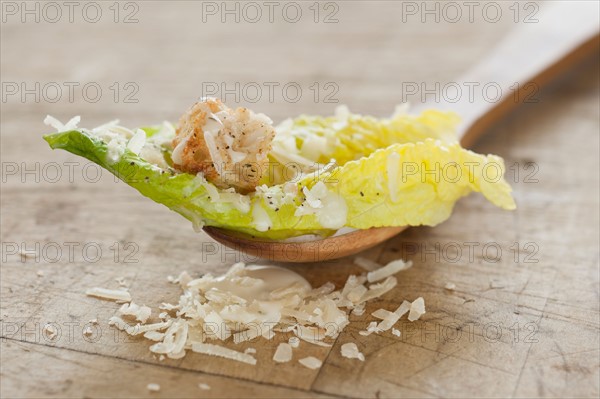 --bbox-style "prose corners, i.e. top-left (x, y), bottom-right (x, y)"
top-left (1, 1), bottom-right (598, 398)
